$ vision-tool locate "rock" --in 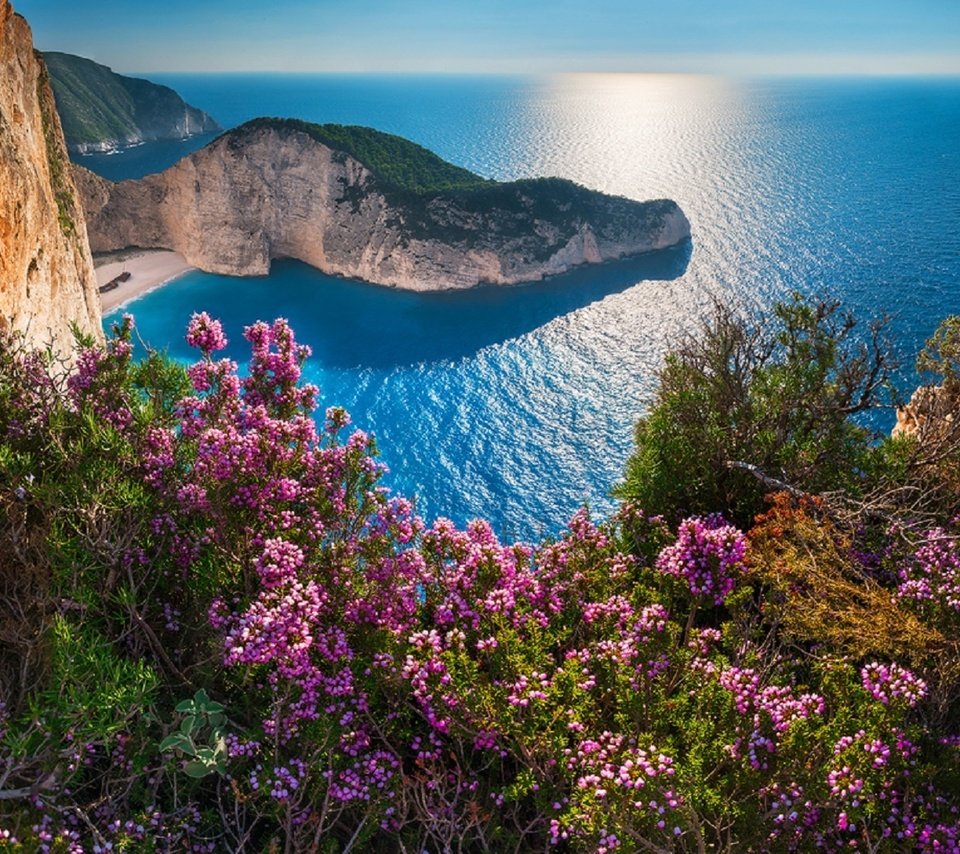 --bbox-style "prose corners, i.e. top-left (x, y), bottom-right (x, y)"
top-left (893, 385), bottom-right (958, 440)
top-left (0, 0), bottom-right (101, 356)
top-left (76, 119), bottom-right (691, 291)
top-left (43, 52), bottom-right (221, 154)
